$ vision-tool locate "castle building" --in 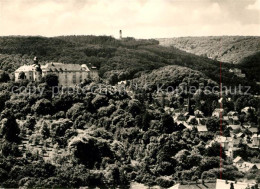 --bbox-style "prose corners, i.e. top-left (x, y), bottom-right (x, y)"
top-left (14, 57), bottom-right (42, 82)
top-left (15, 58), bottom-right (99, 86)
